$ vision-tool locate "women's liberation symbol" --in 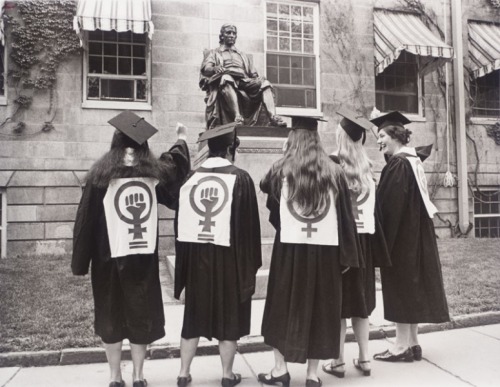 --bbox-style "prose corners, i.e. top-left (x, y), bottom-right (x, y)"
top-left (189, 176), bottom-right (230, 242)
top-left (114, 181), bottom-right (153, 249)
top-left (287, 196), bottom-right (331, 238)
